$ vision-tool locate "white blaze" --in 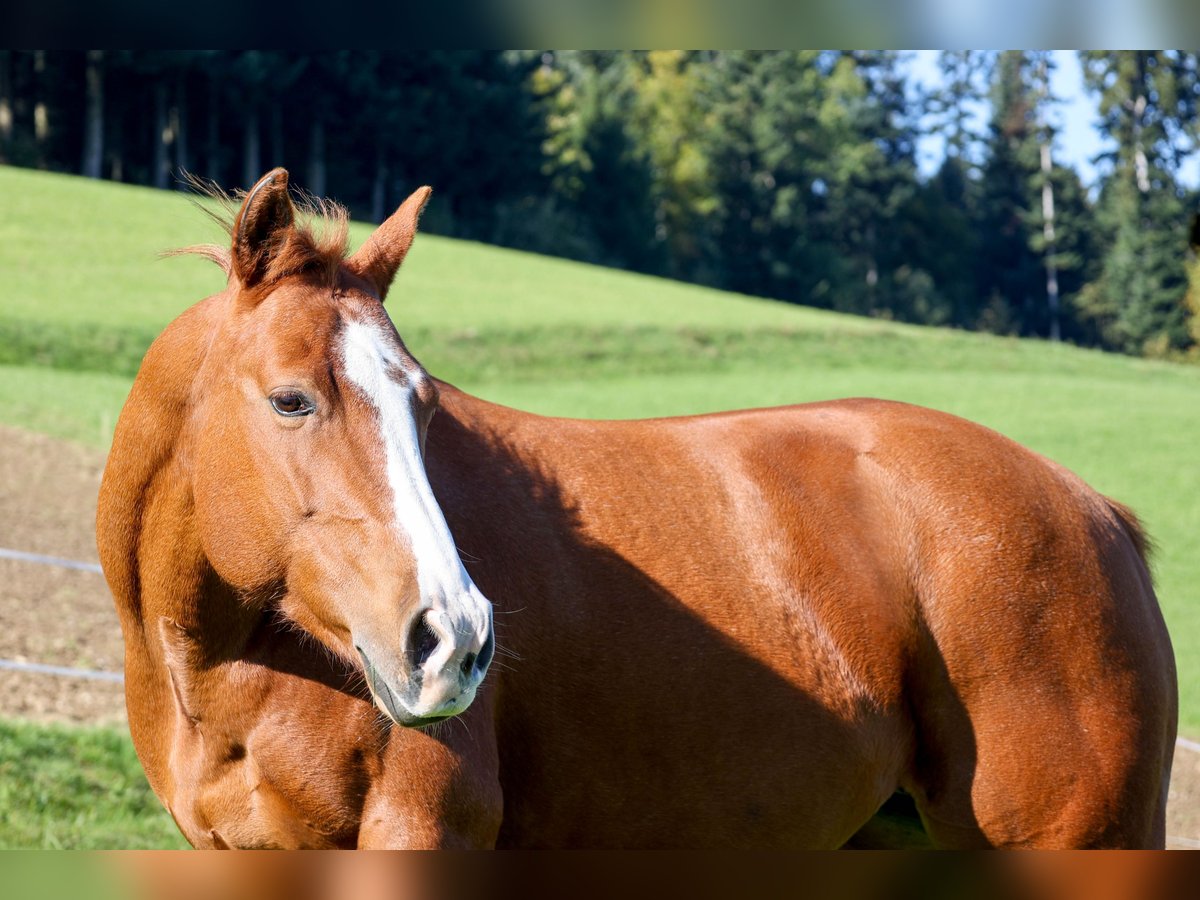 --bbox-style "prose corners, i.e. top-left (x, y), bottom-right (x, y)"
top-left (340, 318), bottom-right (490, 706)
